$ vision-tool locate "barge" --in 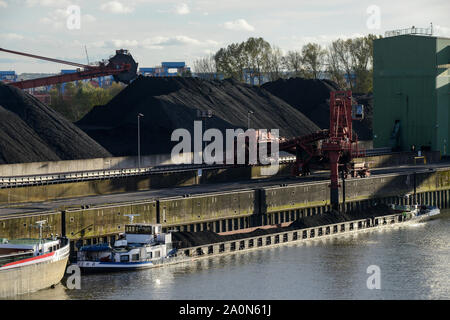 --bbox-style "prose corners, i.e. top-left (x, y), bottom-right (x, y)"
top-left (75, 204), bottom-right (440, 272)
top-left (0, 221), bottom-right (70, 298)
top-left (77, 223), bottom-right (177, 272)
